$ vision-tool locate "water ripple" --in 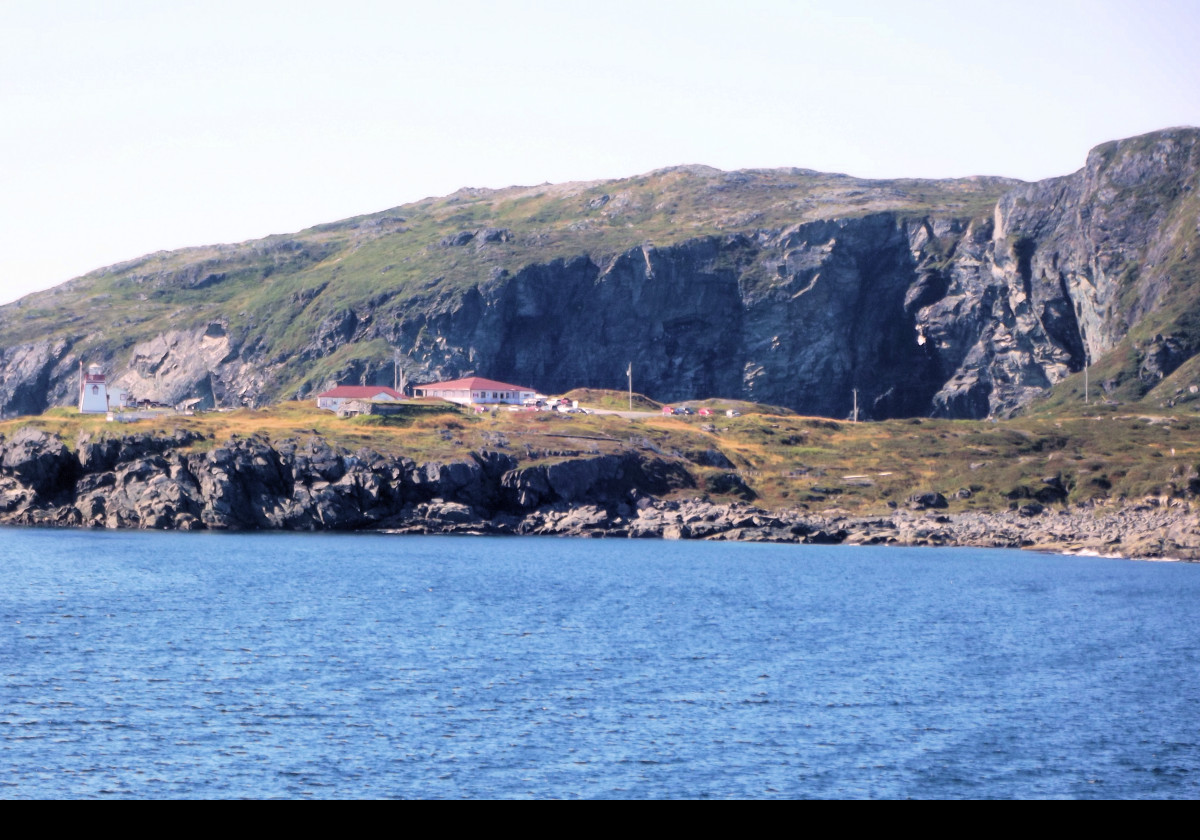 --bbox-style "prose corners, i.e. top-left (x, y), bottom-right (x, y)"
top-left (1, 531), bottom-right (1199, 798)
